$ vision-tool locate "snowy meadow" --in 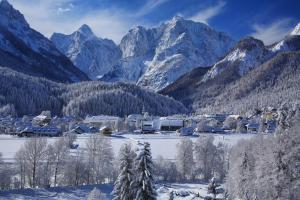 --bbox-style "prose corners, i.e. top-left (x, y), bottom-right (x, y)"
top-left (0, 133), bottom-right (255, 161)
